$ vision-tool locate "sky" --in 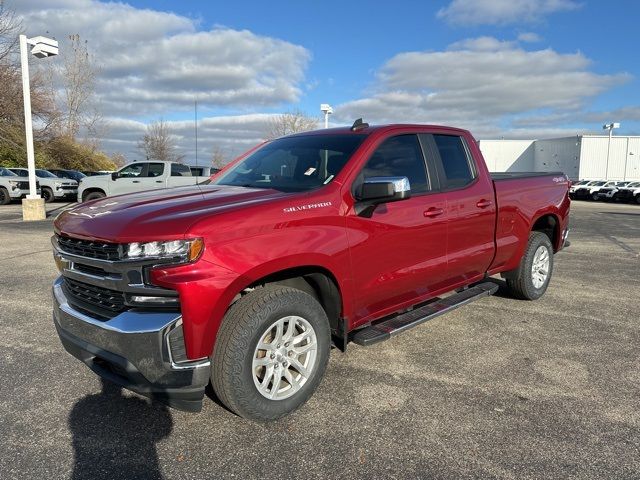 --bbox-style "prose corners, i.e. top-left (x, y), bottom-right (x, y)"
top-left (10, 0), bottom-right (640, 164)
